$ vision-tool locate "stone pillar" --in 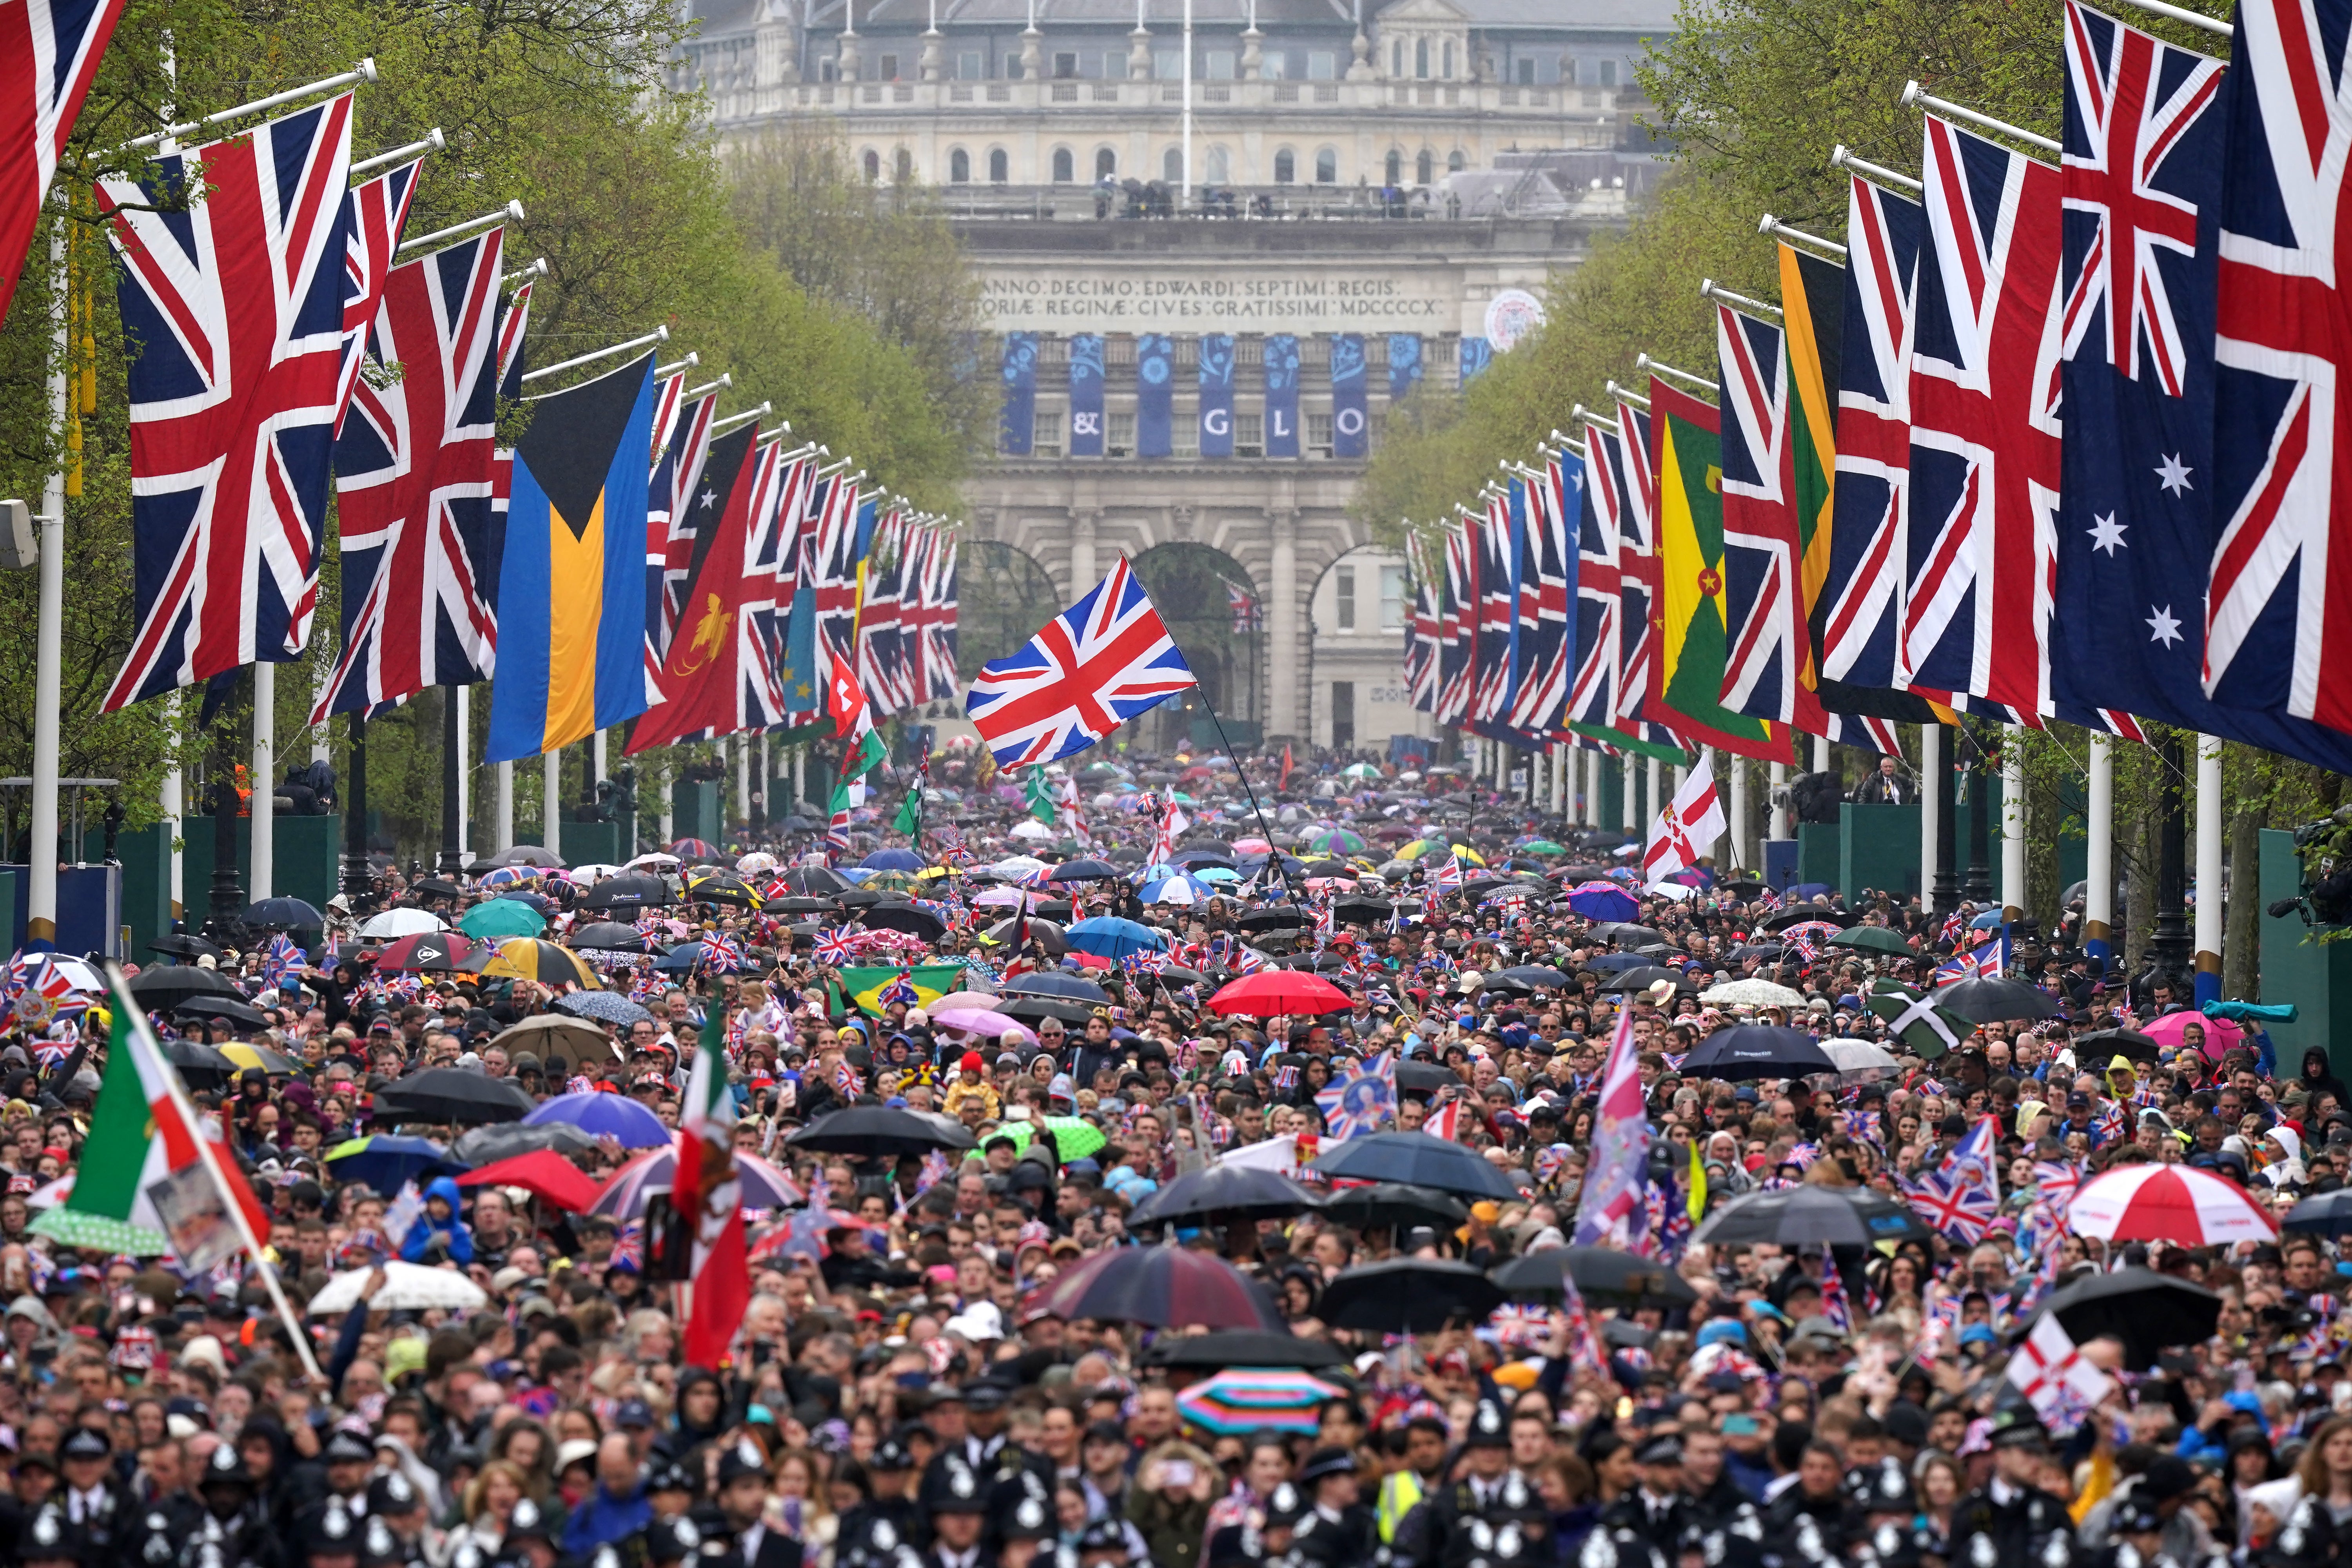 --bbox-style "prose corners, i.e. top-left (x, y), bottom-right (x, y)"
top-left (838, 24), bottom-right (860, 82)
top-left (920, 24), bottom-right (944, 80)
top-left (1241, 23), bottom-right (1264, 78)
top-left (1070, 510), bottom-right (1100, 596)
top-left (1129, 23), bottom-right (1152, 78)
top-left (1269, 510), bottom-right (1300, 742)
